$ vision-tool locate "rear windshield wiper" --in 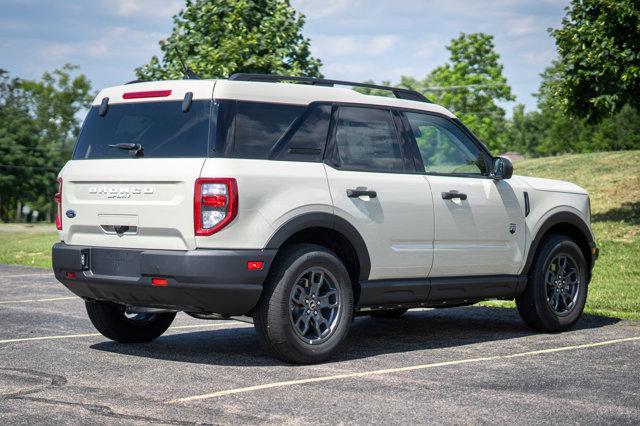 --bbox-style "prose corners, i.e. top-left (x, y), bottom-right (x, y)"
top-left (109, 143), bottom-right (144, 157)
